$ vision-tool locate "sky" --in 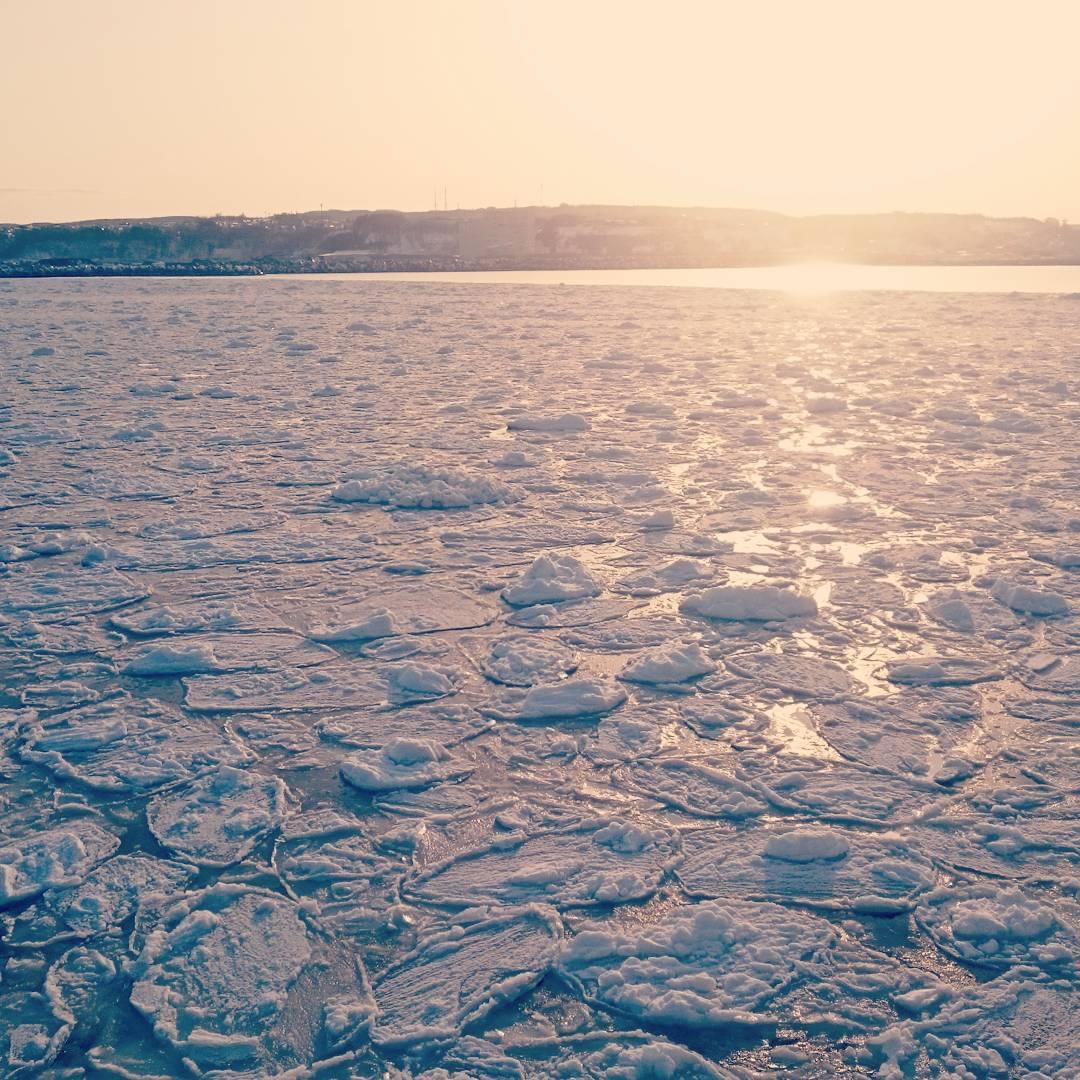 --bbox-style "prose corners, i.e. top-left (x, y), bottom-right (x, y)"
top-left (3, 0), bottom-right (1080, 224)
